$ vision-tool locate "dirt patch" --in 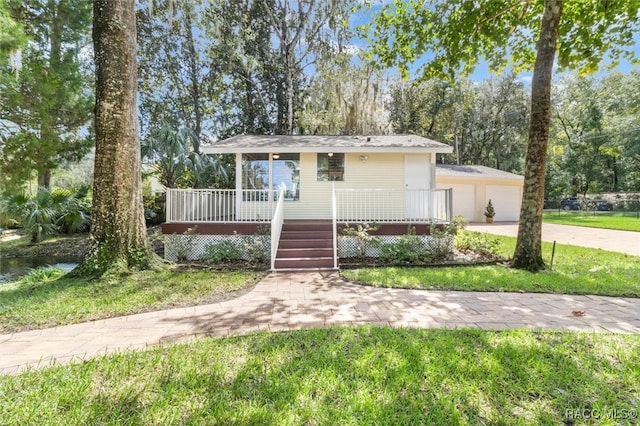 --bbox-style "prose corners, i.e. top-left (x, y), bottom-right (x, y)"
top-left (2, 227), bottom-right (166, 259)
top-left (1, 233), bottom-right (90, 258)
